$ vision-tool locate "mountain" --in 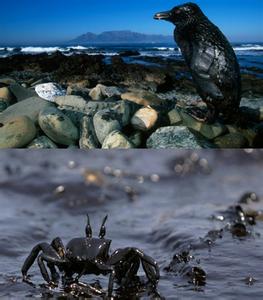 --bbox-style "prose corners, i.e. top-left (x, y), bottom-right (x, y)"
top-left (69, 30), bottom-right (173, 44)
